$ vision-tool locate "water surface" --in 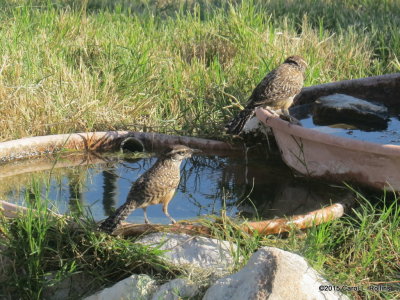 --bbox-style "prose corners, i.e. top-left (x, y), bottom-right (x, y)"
top-left (0, 148), bottom-right (352, 224)
top-left (291, 104), bottom-right (400, 145)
